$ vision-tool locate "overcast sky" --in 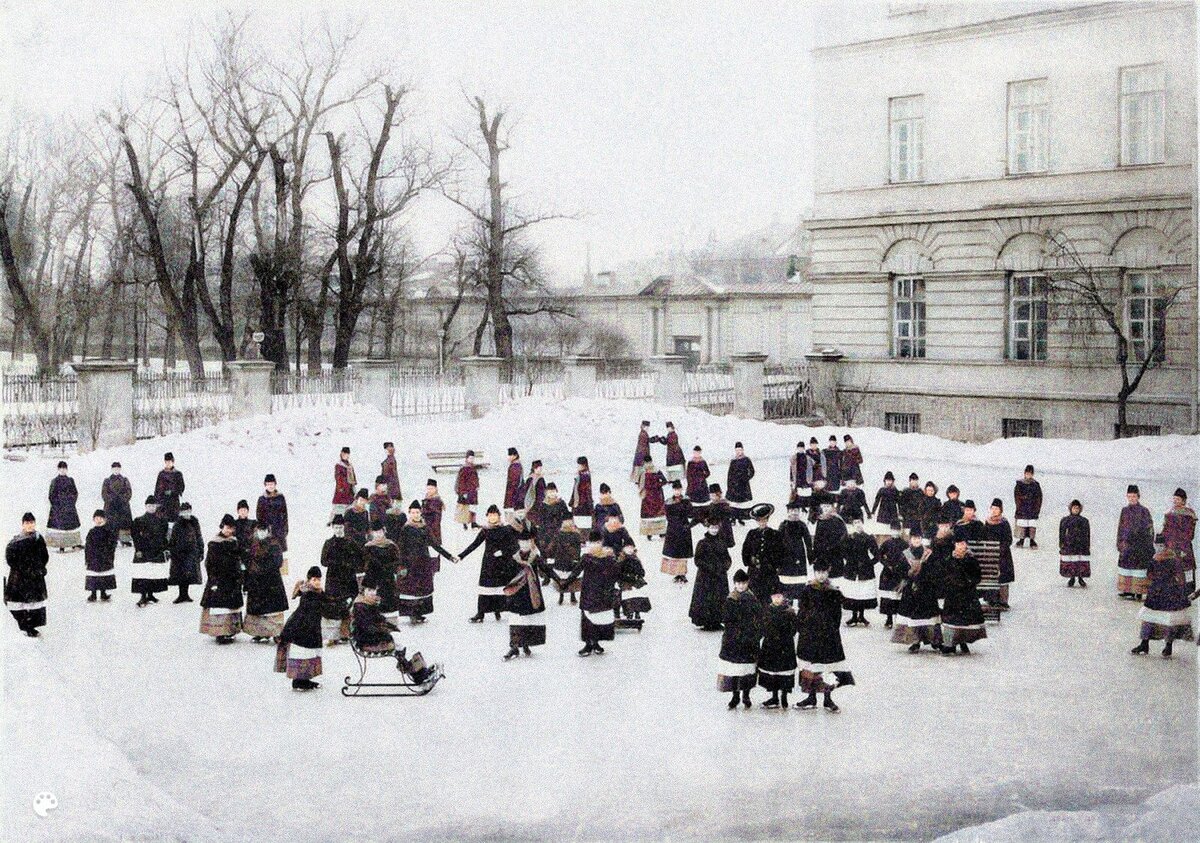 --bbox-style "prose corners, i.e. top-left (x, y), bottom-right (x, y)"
top-left (1, 0), bottom-right (816, 283)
